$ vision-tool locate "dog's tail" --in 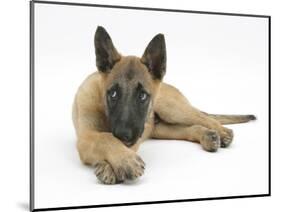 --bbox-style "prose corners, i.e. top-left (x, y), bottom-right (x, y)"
top-left (201, 111), bottom-right (257, 125)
